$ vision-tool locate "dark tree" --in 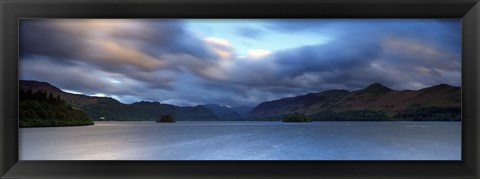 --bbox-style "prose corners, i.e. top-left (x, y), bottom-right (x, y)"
top-left (157, 114), bottom-right (175, 123)
top-left (19, 89), bottom-right (94, 127)
top-left (283, 113), bottom-right (312, 122)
